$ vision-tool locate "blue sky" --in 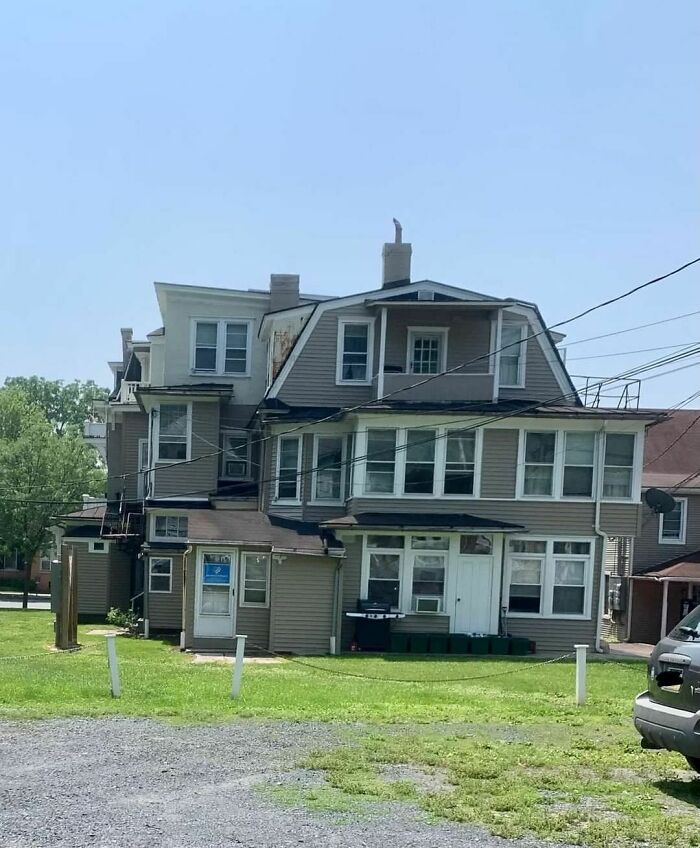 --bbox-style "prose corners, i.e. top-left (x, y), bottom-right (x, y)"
top-left (1, 1), bottom-right (698, 406)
